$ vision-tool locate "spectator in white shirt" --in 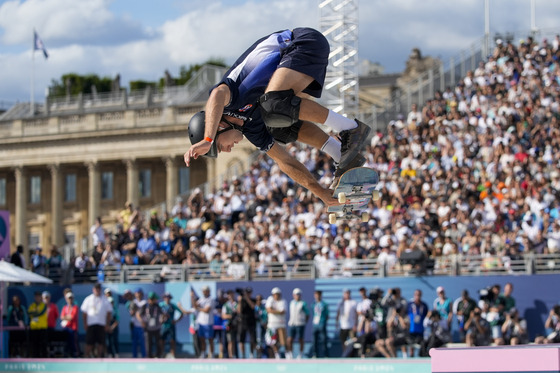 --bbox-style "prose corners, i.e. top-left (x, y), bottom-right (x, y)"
top-left (192, 286), bottom-right (216, 358)
top-left (266, 287), bottom-right (287, 359)
top-left (89, 217), bottom-right (106, 248)
top-left (80, 283), bottom-right (112, 357)
top-left (336, 288), bottom-right (357, 349)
